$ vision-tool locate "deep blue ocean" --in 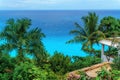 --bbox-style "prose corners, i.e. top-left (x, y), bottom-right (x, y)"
top-left (0, 10), bottom-right (120, 57)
